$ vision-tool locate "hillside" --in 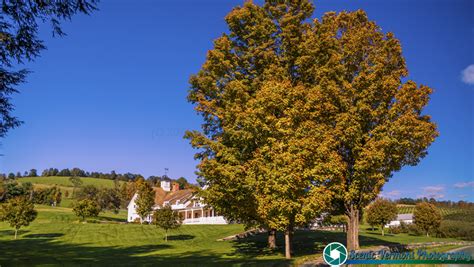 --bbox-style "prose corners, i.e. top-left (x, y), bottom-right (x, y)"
top-left (17, 176), bottom-right (122, 188)
top-left (396, 204), bottom-right (471, 217)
